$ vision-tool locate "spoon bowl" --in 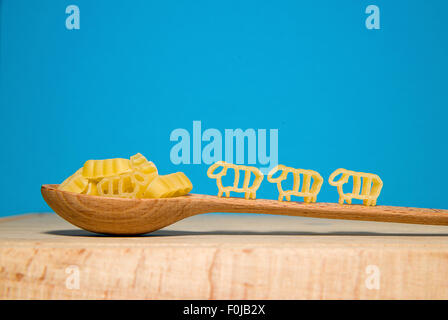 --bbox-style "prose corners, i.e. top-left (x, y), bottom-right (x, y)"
top-left (41, 184), bottom-right (448, 235)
